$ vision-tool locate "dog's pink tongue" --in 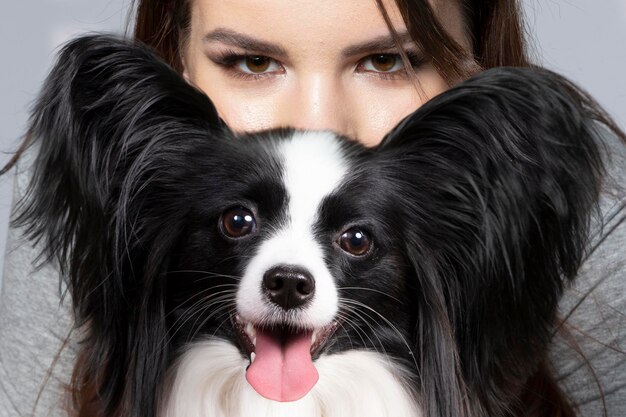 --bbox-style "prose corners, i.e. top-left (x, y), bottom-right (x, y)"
top-left (246, 329), bottom-right (318, 402)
